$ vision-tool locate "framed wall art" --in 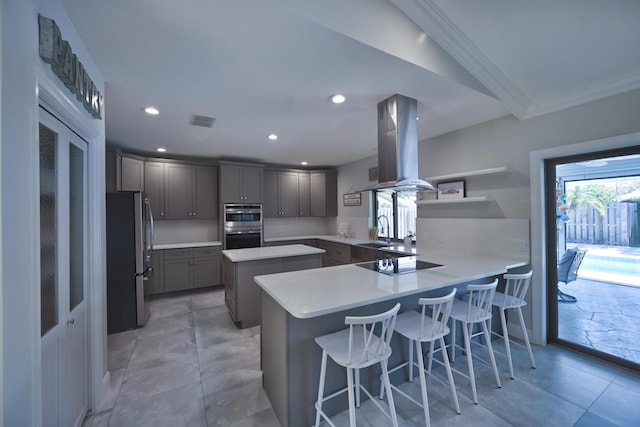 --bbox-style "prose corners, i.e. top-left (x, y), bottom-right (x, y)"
top-left (437, 180), bottom-right (465, 200)
top-left (343, 192), bottom-right (362, 206)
